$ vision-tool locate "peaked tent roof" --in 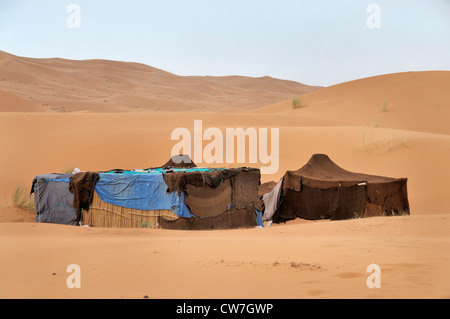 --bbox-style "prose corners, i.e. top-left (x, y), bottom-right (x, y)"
top-left (282, 153), bottom-right (403, 191)
top-left (270, 154), bottom-right (410, 222)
